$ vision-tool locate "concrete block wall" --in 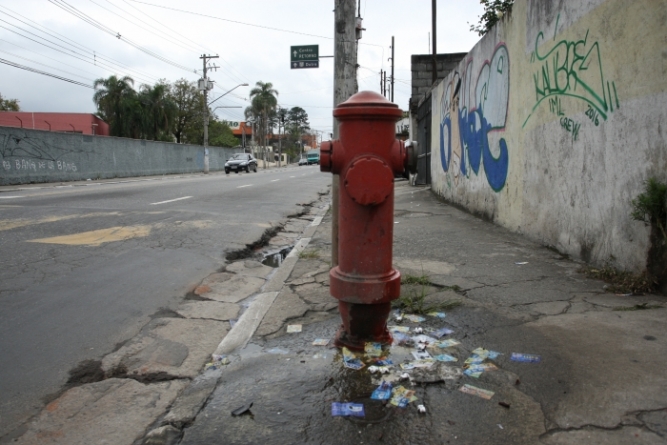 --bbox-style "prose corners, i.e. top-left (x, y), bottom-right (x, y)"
top-left (430, 0), bottom-right (667, 272)
top-left (0, 127), bottom-right (241, 186)
top-left (410, 53), bottom-right (467, 113)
